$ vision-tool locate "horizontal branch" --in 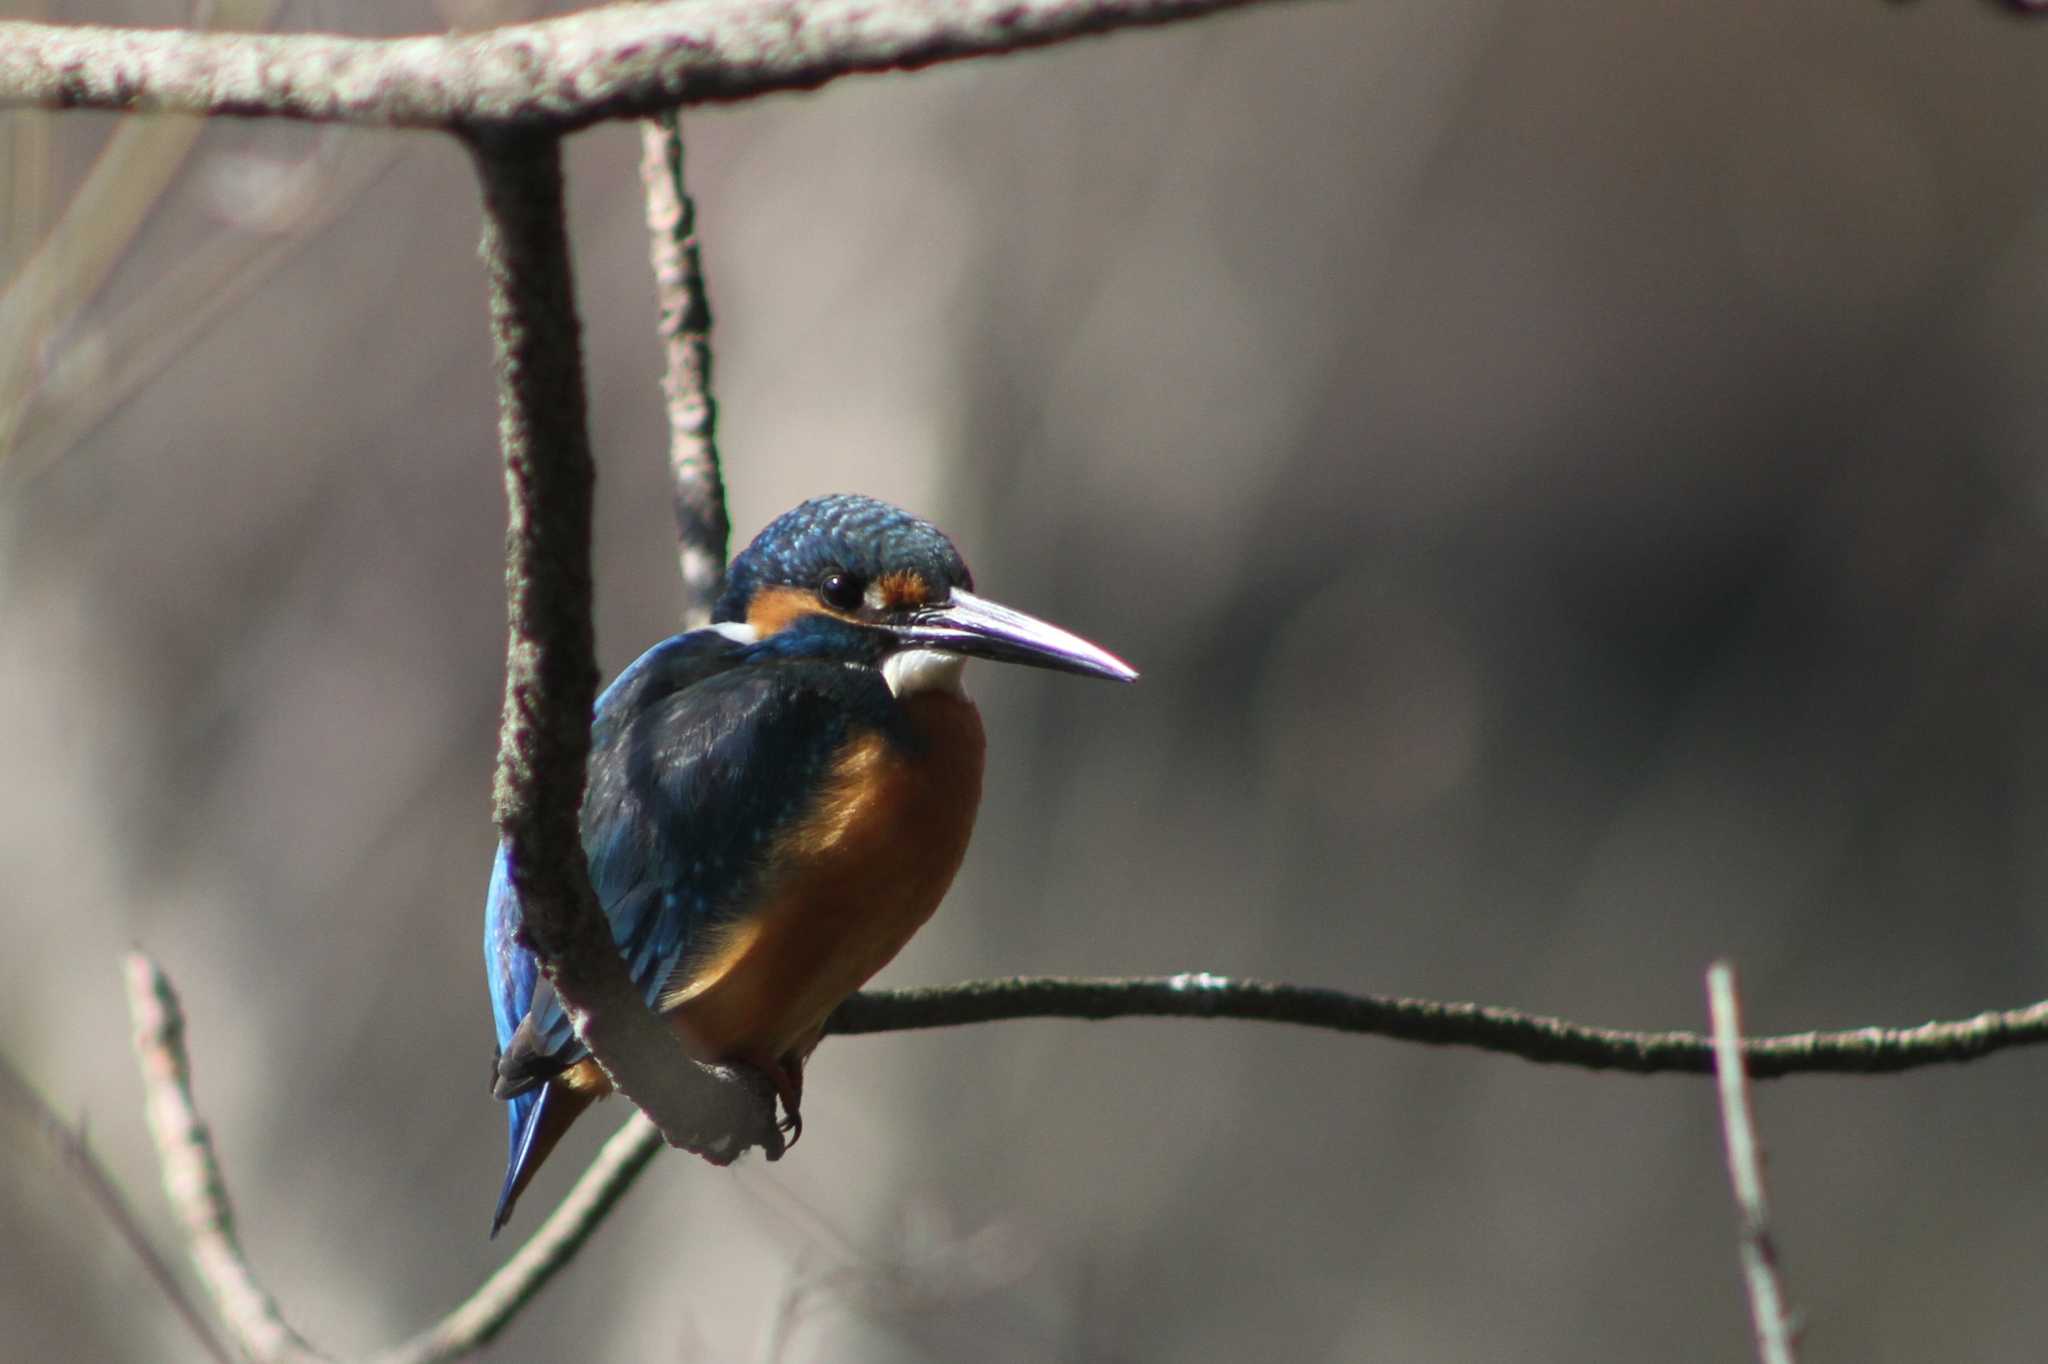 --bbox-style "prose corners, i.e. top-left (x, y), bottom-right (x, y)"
top-left (0, 0), bottom-right (1297, 131)
top-left (826, 973), bottom-right (2048, 1078)
top-left (109, 962), bottom-right (2045, 1364)
top-left (443, 970), bottom-right (2048, 1342)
